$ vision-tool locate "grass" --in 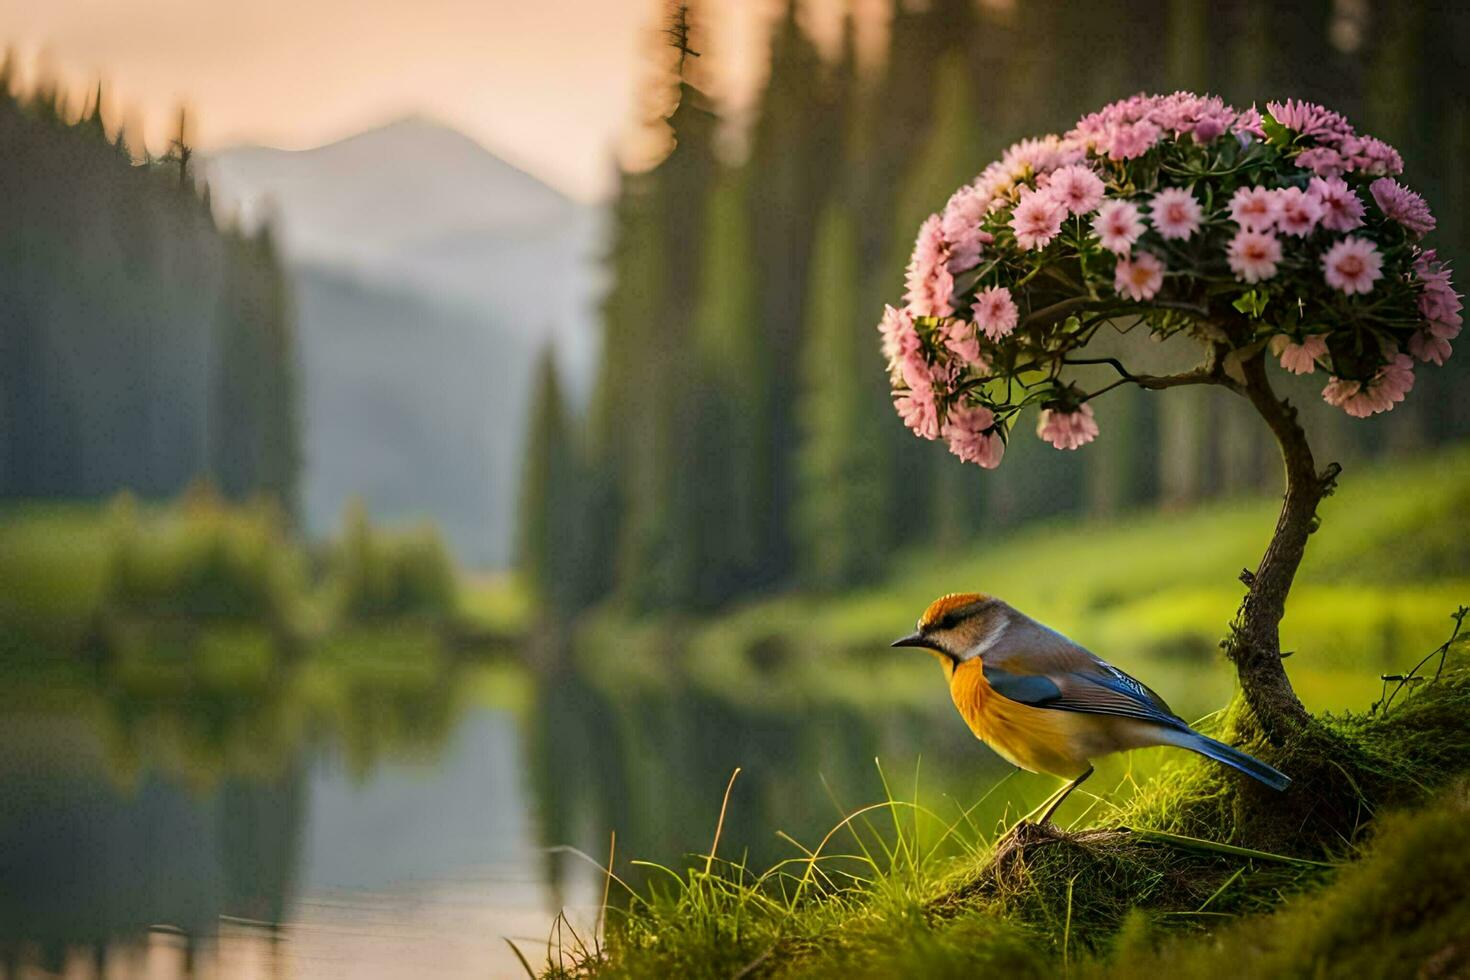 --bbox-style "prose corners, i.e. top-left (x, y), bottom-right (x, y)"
top-left (0, 491), bottom-right (529, 793)
top-left (547, 636), bottom-right (1470, 979)
top-left (104, 489), bottom-right (304, 625)
top-left (0, 493), bottom-right (306, 655)
top-left (0, 501), bottom-right (124, 653)
top-left (459, 570), bottom-right (534, 636)
top-left (328, 498), bottom-right (460, 623)
top-left (0, 490), bottom-right (479, 667)
top-left (546, 447), bottom-right (1470, 978)
top-left (1095, 780), bottom-right (1470, 978)
top-left (578, 448), bottom-right (1470, 720)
